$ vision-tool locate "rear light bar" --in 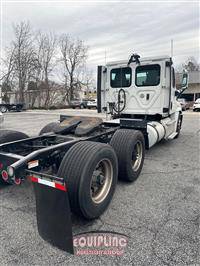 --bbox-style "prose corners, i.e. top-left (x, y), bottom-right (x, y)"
top-left (1, 170), bottom-right (21, 185)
